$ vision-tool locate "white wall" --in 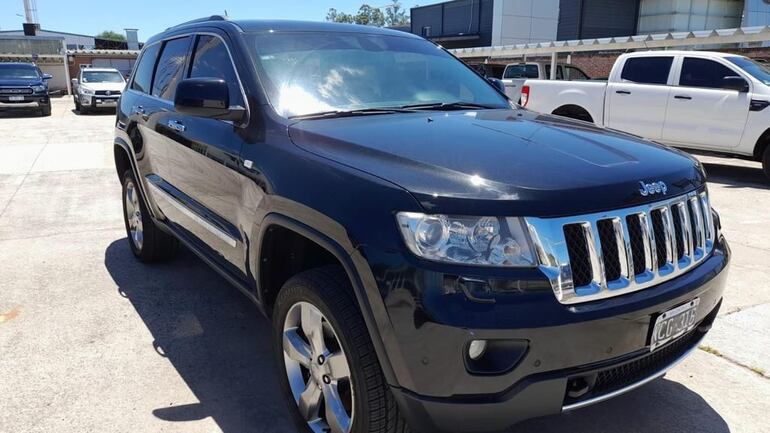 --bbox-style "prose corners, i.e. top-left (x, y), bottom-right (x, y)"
top-left (491, 0), bottom-right (559, 46)
top-left (638, 0), bottom-right (744, 33)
